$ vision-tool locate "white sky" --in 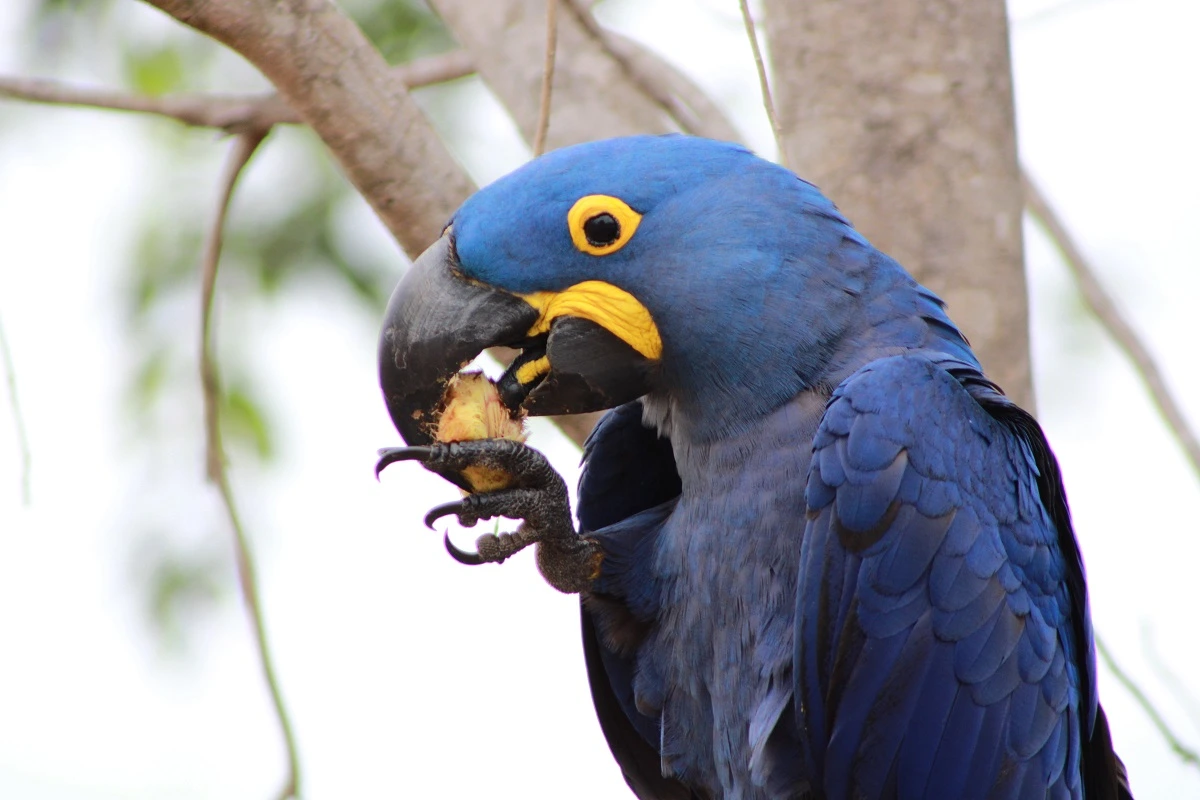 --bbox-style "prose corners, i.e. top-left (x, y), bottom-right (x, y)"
top-left (1, 0), bottom-right (1199, 797)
